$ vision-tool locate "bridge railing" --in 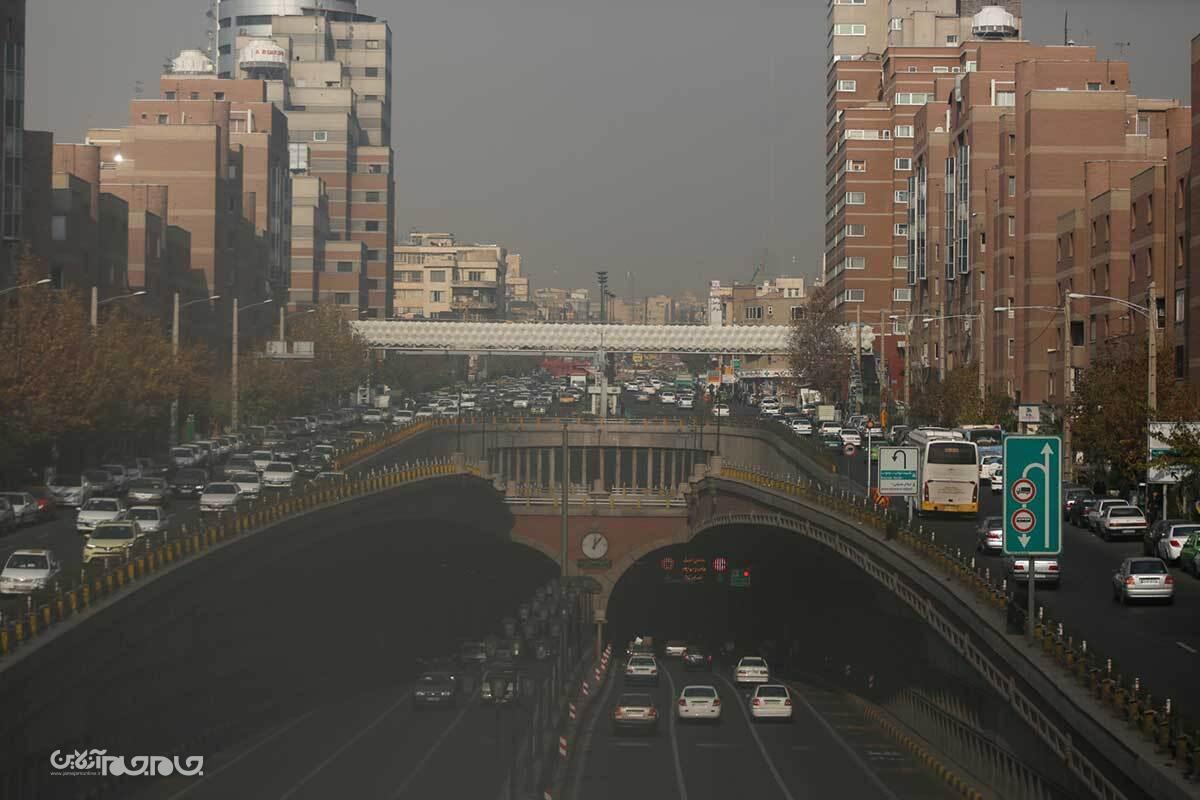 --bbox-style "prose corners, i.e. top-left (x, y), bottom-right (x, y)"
top-left (0, 452), bottom-right (471, 667)
top-left (715, 462), bottom-right (1200, 785)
